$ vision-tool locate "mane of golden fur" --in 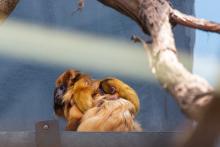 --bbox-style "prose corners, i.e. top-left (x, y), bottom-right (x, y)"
top-left (54, 69), bottom-right (142, 132)
top-left (77, 96), bottom-right (142, 132)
